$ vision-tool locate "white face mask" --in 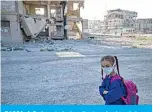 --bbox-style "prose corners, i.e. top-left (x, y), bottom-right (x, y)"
top-left (102, 61), bottom-right (116, 75)
top-left (103, 66), bottom-right (114, 75)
